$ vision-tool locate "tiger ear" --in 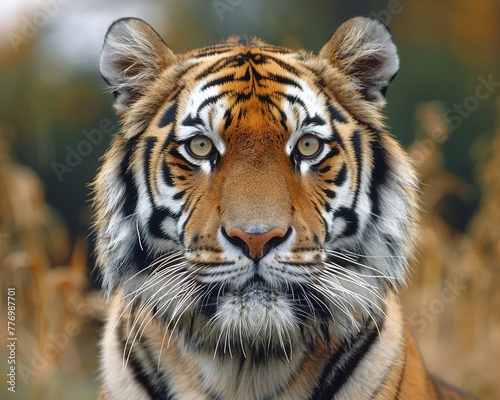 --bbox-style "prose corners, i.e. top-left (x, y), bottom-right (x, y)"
top-left (319, 17), bottom-right (399, 107)
top-left (100, 18), bottom-right (175, 114)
